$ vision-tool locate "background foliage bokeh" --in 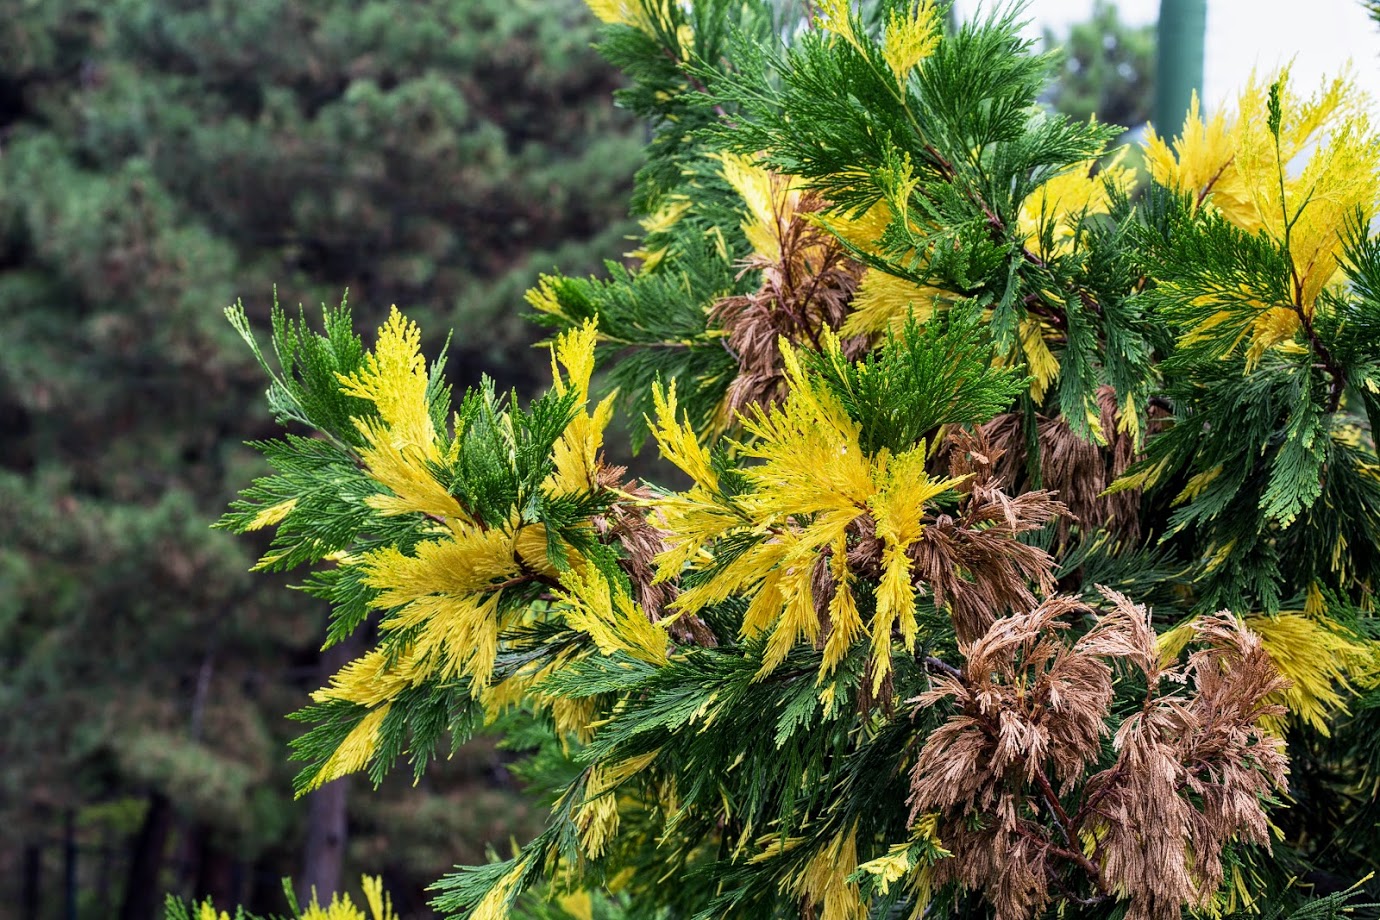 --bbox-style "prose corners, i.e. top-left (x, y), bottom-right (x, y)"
top-left (0, 0), bottom-right (638, 915)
